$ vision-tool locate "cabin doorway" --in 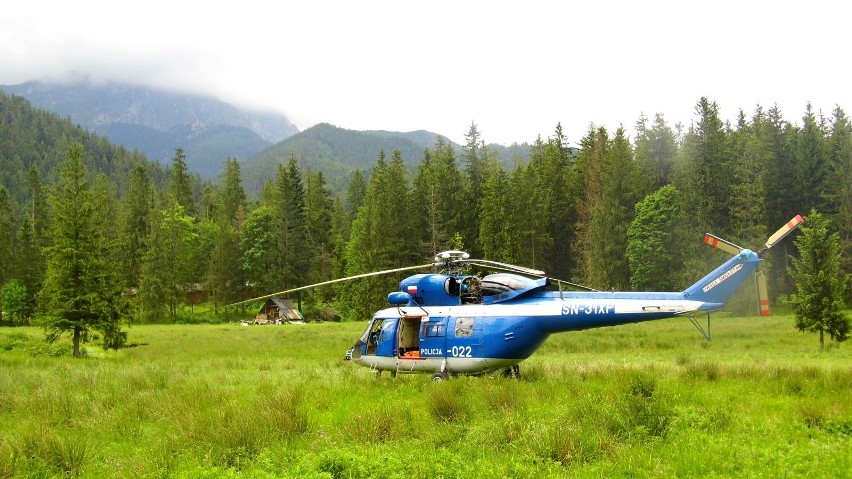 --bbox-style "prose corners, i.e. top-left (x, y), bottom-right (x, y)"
top-left (398, 316), bottom-right (423, 358)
